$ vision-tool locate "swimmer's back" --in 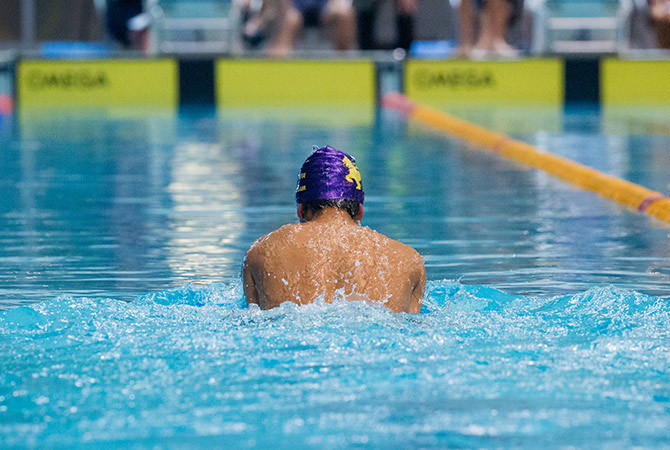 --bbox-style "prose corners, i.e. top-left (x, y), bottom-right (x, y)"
top-left (243, 210), bottom-right (425, 313)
